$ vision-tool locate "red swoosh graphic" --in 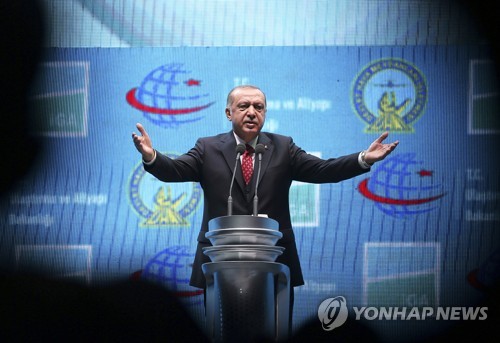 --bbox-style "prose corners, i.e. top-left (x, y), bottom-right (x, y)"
top-left (174, 290), bottom-right (205, 297)
top-left (126, 88), bottom-right (213, 115)
top-left (358, 178), bottom-right (445, 205)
